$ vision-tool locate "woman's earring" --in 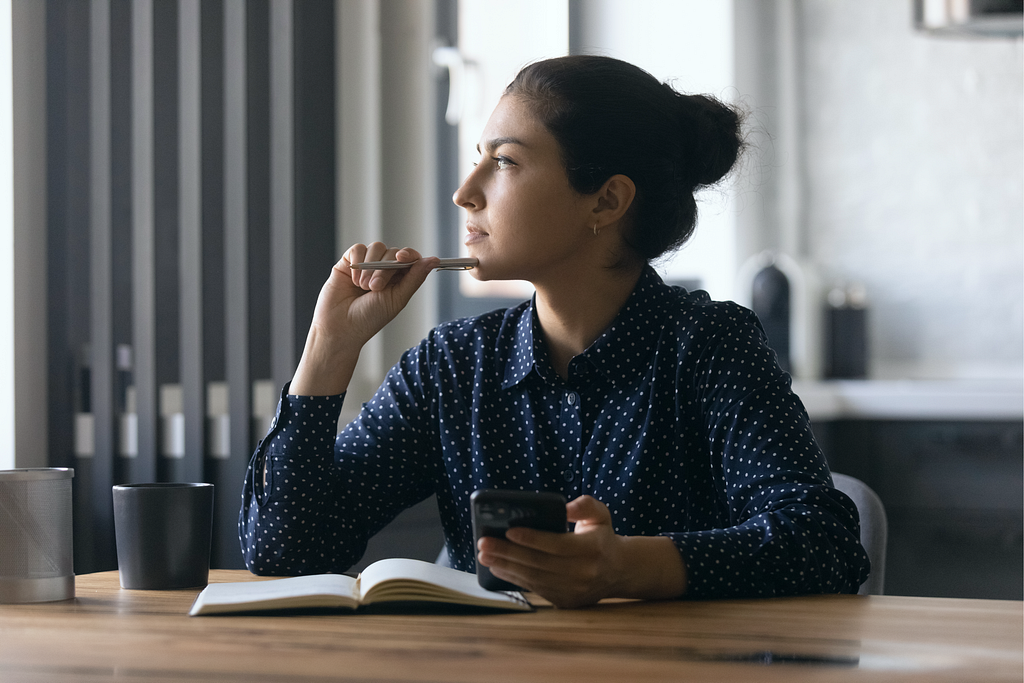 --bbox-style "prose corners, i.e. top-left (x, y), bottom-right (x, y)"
top-left (593, 223), bottom-right (601, 237)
